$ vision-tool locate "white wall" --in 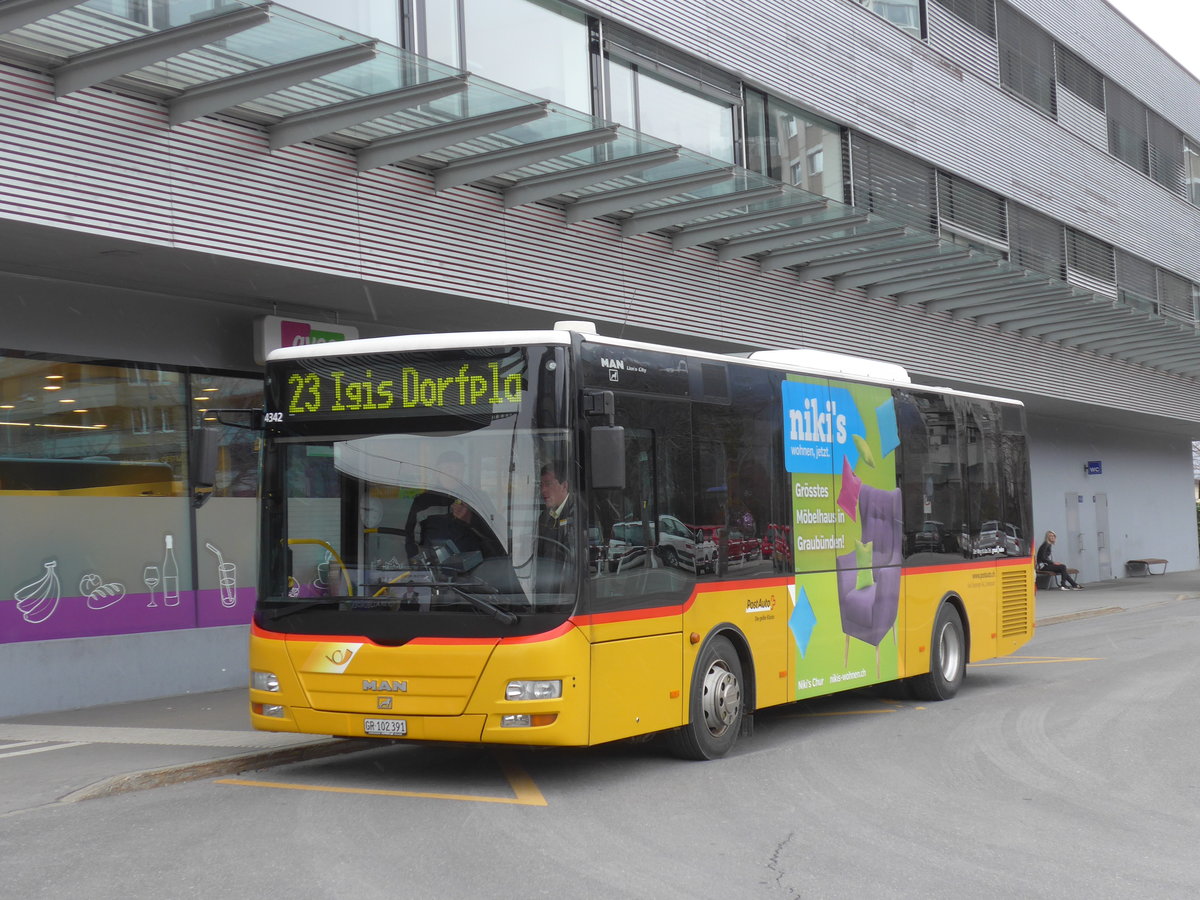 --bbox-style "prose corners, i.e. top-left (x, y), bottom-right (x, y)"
top-left (1028, 415), bottom-right (1198, 582)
